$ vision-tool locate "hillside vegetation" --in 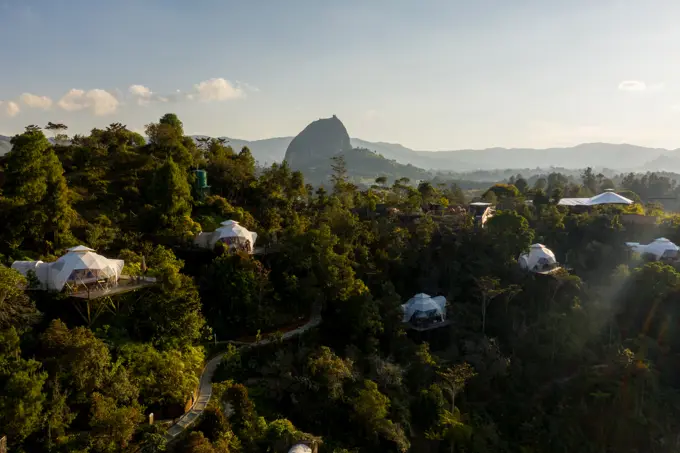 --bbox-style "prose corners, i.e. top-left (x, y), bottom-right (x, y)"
top-left (2, 115), bottom-right (680, 453)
